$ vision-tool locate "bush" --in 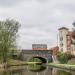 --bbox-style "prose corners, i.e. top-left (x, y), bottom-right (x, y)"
top-left (29, 58), bottom-right (42, 62)
top-left (68, 58), bottom-right (75, 65)
top-left (56, 52), bottom-right (72, 64)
